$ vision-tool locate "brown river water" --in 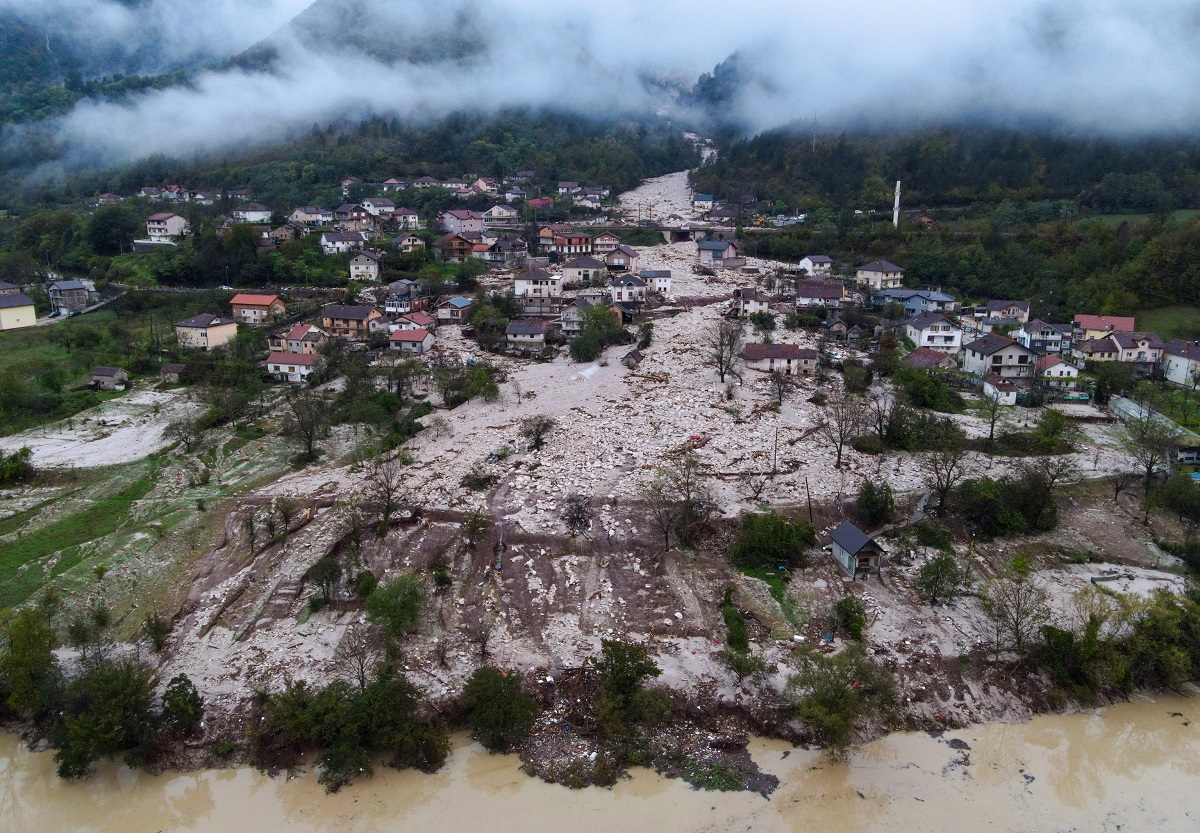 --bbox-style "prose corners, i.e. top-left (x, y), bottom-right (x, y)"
top-left (1, 695), bottom-right (1197, 833)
